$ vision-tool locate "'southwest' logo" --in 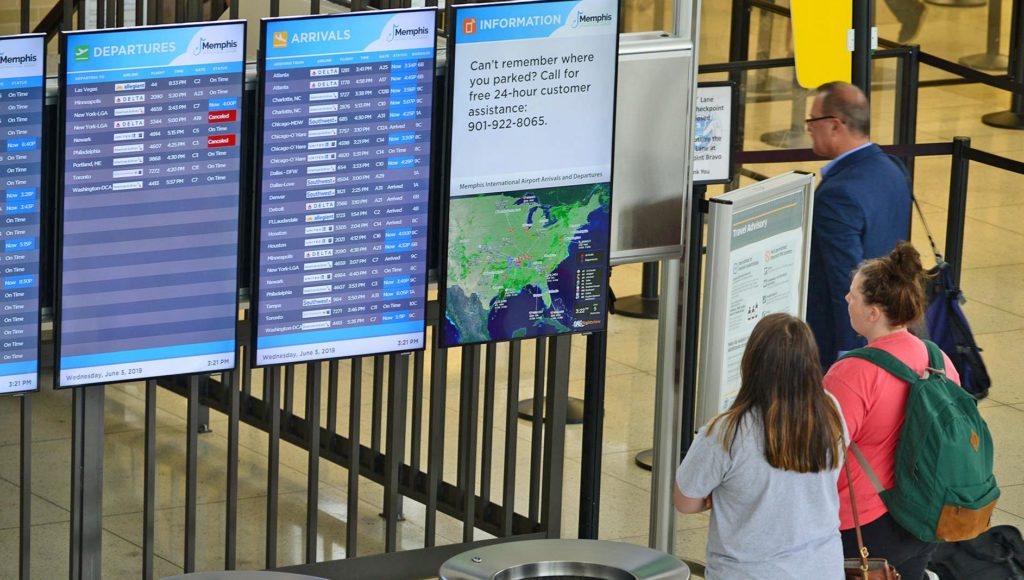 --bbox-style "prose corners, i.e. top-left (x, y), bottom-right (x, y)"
top-left (387, 24), bottom-right (430, 41)
top-left (193, 37), bottom-right (238, 56)
top-left (571, 11), bottom-right (613, 27)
